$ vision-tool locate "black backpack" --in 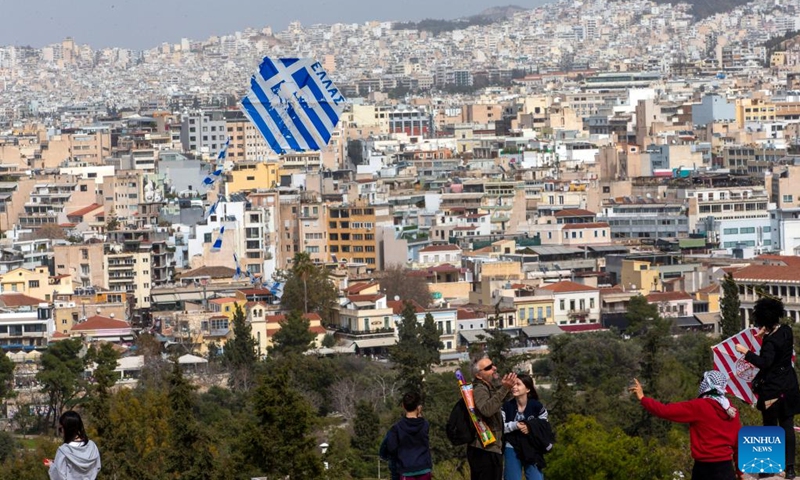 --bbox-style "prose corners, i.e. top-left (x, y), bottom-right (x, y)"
top-left (446, 398), bottom-right (476, 446)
